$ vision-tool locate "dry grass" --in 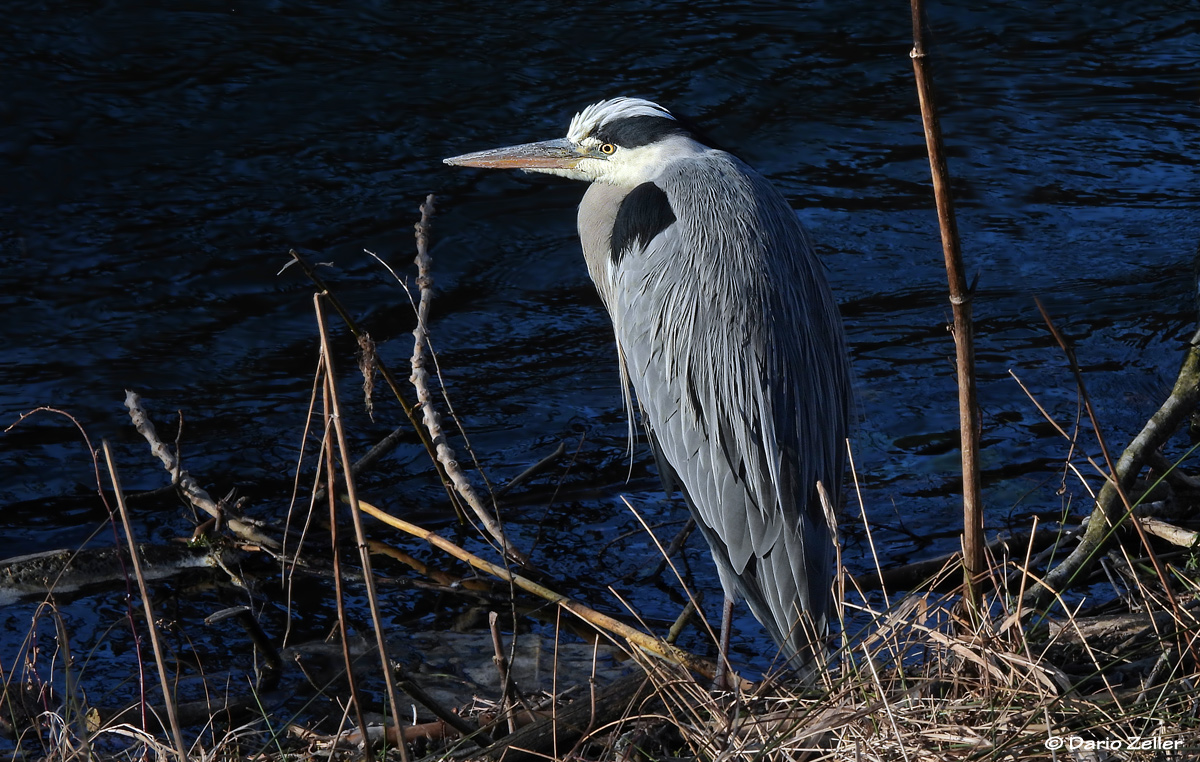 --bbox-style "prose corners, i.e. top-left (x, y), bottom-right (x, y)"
top-left (15, 540), bottom-right (1199, 762)
top-left (624, 584), bottom-right (1199, 761)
